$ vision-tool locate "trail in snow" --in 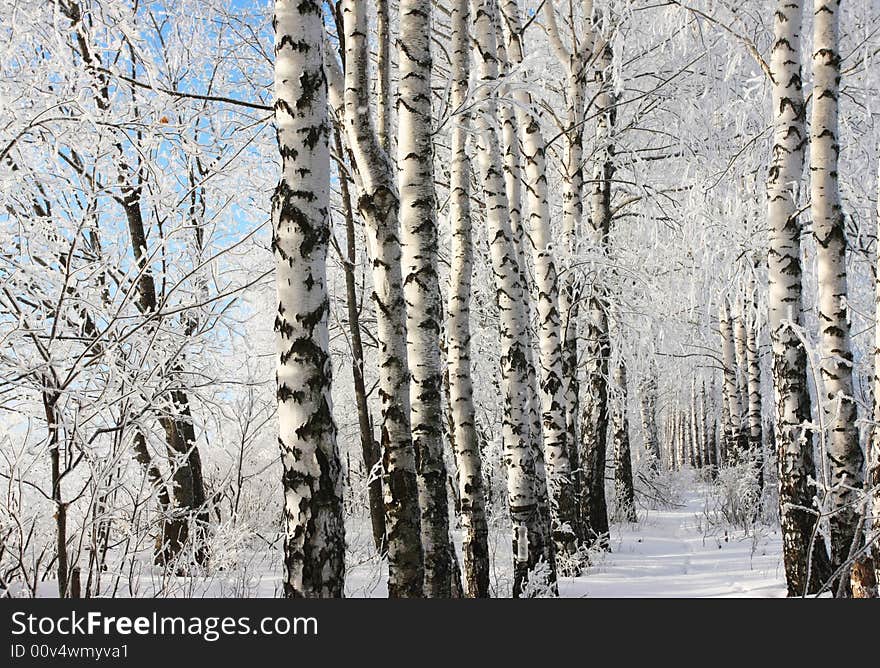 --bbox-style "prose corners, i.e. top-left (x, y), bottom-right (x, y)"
top-left (560, 483), bottom-right (787, 598)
